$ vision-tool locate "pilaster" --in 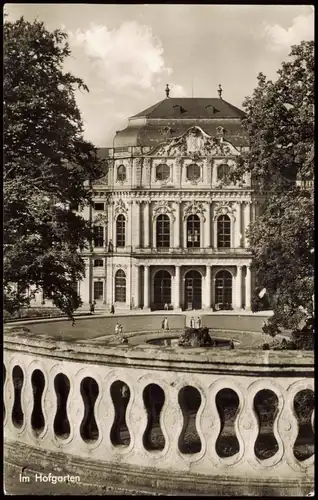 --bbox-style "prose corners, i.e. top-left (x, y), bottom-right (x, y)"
top-left (144, 202), bottom-right (150, 248)
top-left (204, 202), bottom-right (211, 248)
top-left (246, 266), bottom-right (251, 310)
top-left (174, 201), bottom-right (181, 248)
top-left (235, 202), bottom-right (241, 248)
top-left (174, 266), bottom-right (181, 310)
top-left (144, 265), bottom-right (150, 310)
top-left (205, 266), bottom-right (212, 309)
top-left (235, 265), bottom-right (242, 309)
